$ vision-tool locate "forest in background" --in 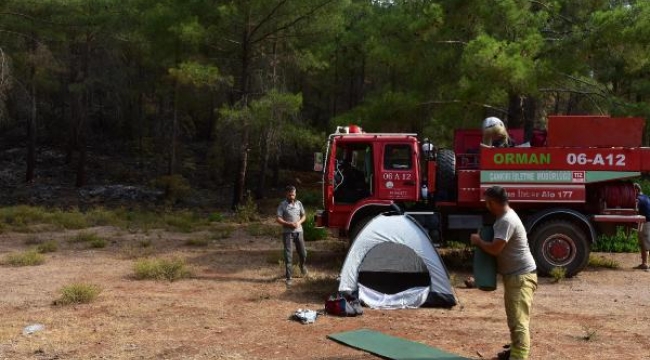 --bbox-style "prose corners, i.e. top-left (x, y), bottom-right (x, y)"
top-left (0, 0), bottom-right (649, 207)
